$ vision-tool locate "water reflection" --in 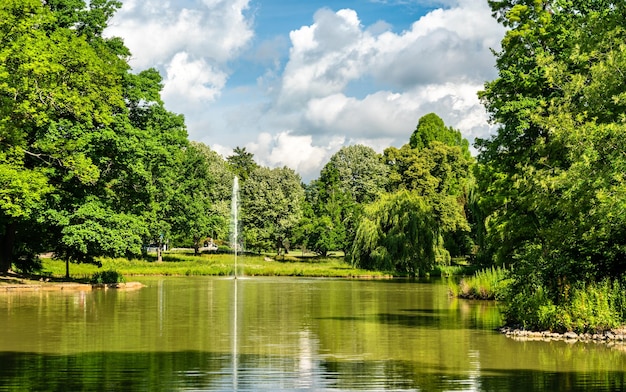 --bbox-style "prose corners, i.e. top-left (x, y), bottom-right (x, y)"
top-left (0, 277), bottom-right (624, 391)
